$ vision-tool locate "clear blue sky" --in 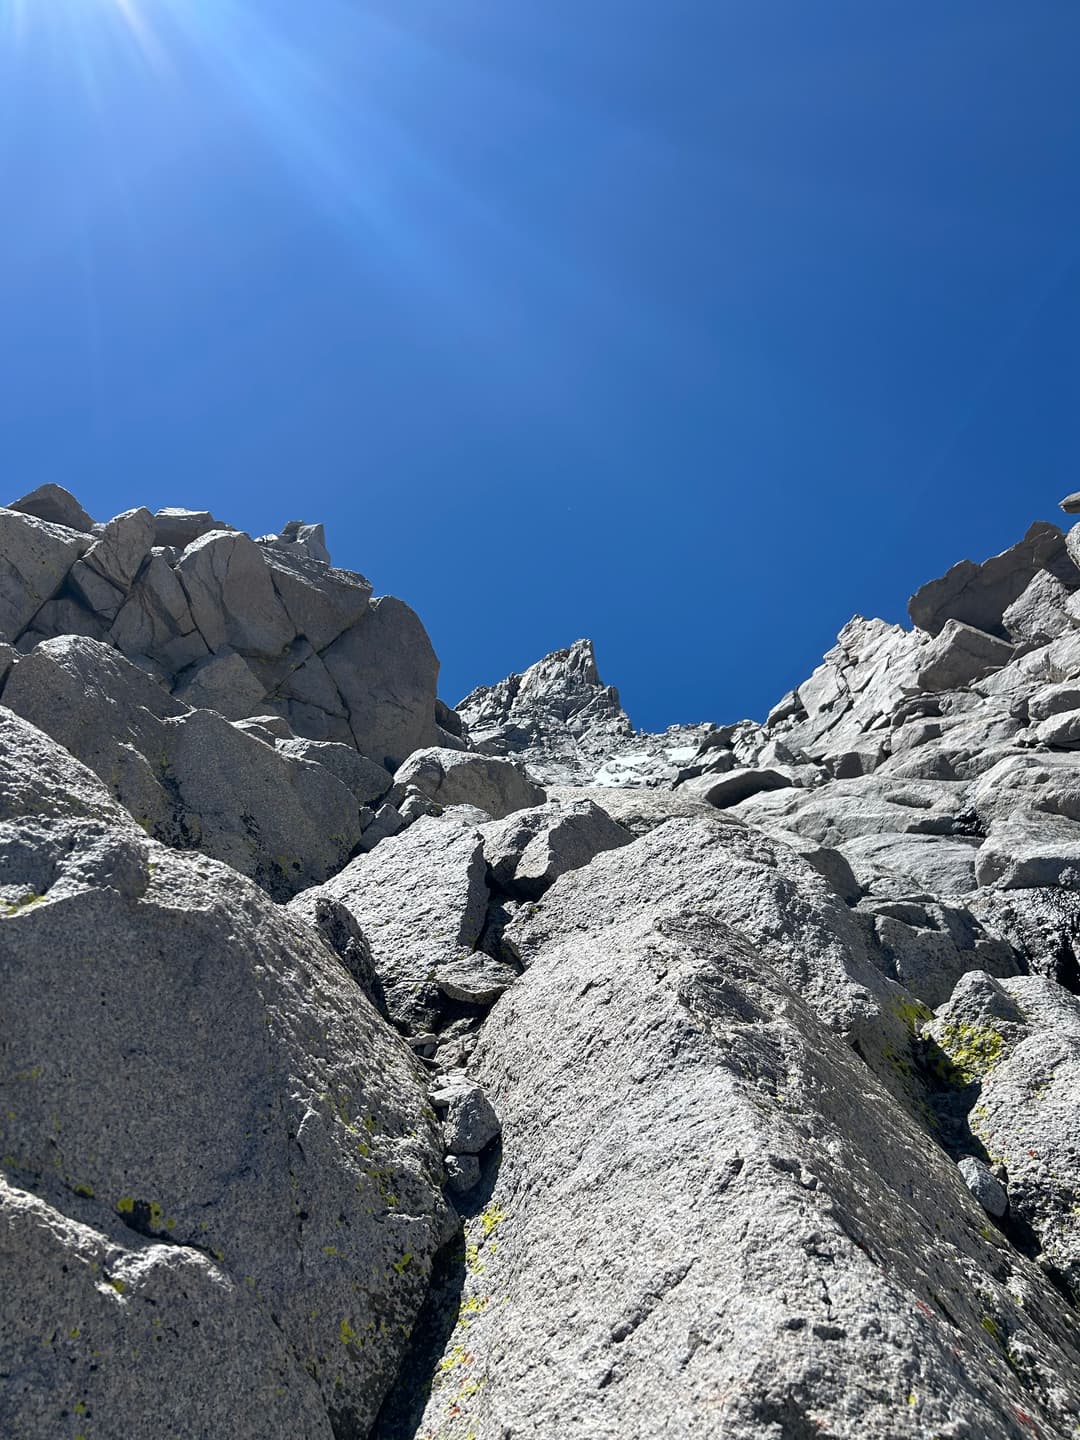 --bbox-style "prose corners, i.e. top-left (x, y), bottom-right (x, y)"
top-left (2, 2), bottom-right (1080, 729)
